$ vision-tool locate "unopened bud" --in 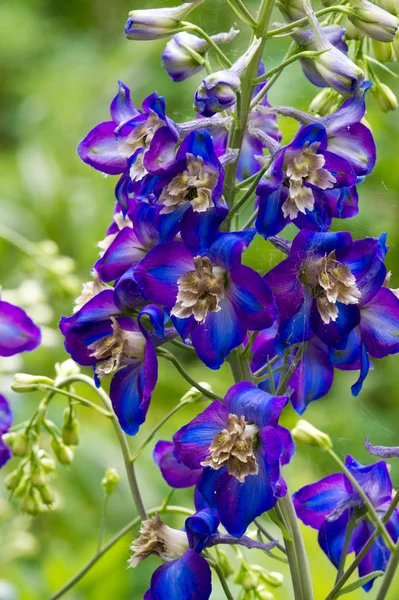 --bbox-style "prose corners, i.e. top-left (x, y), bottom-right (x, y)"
top-left (373, 39), bottom-right (396, 61)
top-left (101, 467), bottom-right (120, 495)
top-left (38, 484), bottom-right (55, 505)
top-left (125, 2), bottom-right (203, 41)
top-left (313, 40), bottom-right (364, 96)
top-left (30, 466), bottom-right (47, 488)
top-left (256, 586), bottom-right (274, 600)
top-left (345, 20), bottom-right (365, 40)
top-left (62, 408), bottom-right (80, 446)
top-left (348, 0), bottom-right (398, 41)
top-left (292, 419), bottom-right (332, 450)
top-left (40, 454), bottom-right (56, 473)
top-left (55, 359), bottom-right (80, 381)
top-left (276, 0), bottom-right (306, 21)
top-left (51, 438), bottom-right (74, 465)
top-left (216, 549), bottom-right (235, 579)
top-left (375, 0), bottom-right (399, 14)
top-left (372, 81), bottom-right (398, 111)
top-left (309, 88), bottom-right (341, 115)
top-left (4, 469), bottom-right (23, 492)
top-left (180, 382), bottom-right (212, 403)
top-left (14, 476), bottom-right (30, 498)
top-left (12, 373), bottom-right (54, 393)
top-left (235, 563), bottom-right (259, 590)
top-left (4, 432), bottom-right (30, 457)
top-left (258, 570), bottom-right (284, 587)
top-left (21, 489), bottom-right (42, 515)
